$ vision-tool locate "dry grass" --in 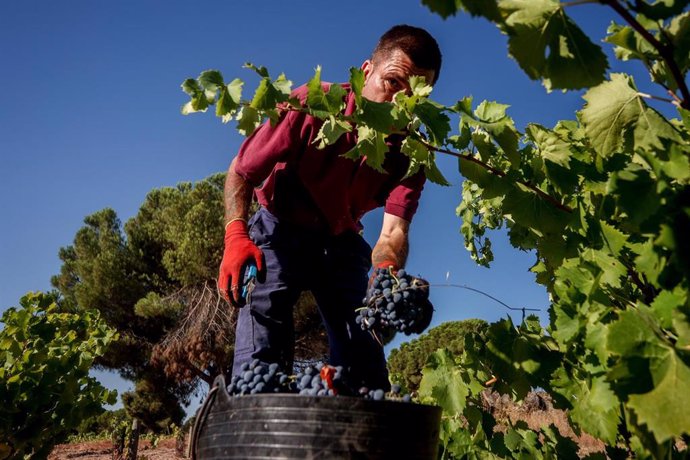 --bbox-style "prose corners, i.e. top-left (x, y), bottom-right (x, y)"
top-left (49, 437), bottom-right (184, 460)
